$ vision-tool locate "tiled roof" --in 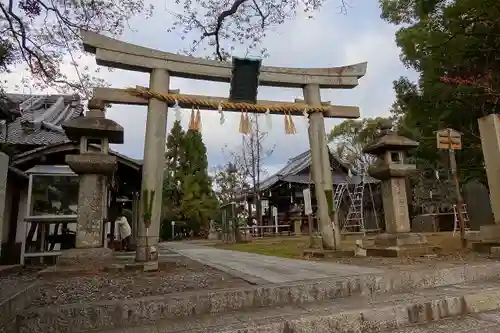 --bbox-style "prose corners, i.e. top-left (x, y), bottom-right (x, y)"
top-left (258, 149), bottom-right (351, 191)
top-left (257, 150), bottom-right (380, 191)
top-left (0, 93), bottom-right (83, 146)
